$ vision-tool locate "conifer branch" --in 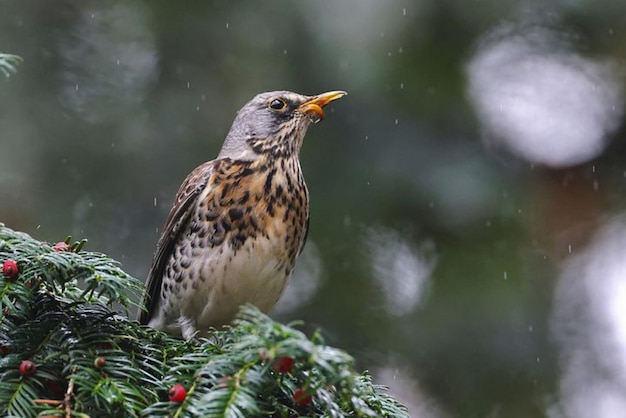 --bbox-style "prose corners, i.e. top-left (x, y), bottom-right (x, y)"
top-left (0, 53), bottom-right (21, 77)
top-left (0, 224), bottom-right (408, 417)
